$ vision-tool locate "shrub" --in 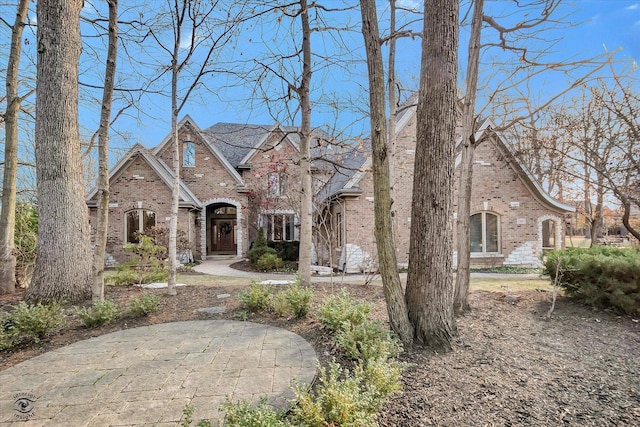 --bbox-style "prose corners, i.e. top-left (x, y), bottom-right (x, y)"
top-left (544, 247), bottom-right (640, 314)
top-left (270, 291), bottom-right (289, 317)
top-left (106, 236), bottom-right (168, 285)
top-left (129, 292), bottom-right (160, 316)
top-left (335, 319), bottom-right (401, 361)
top-left (0, 311), bottom-right (15, 350)
top-left (282, 278), bottom-right (313, 318)
top-left (256, 253), bottom-right (284, 272)
top-left (267, 240), bottom-right (300, 261)
top-left (248, 228), bottom-right (275, 265)
top-left (219, 396), bottom-right (291, 427)
top-left (76, 300), bottom-right (121, 328)
top-left (14, 202), bottom-right (38, 287)
top-left (318, 290), bottom-right (371, 332)
top-left (10, 301), bottom-right (66, 343)
top-left (292, 362), bottom-right (379, 427)
top-left (239, 282), bottom-right (272, 312)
